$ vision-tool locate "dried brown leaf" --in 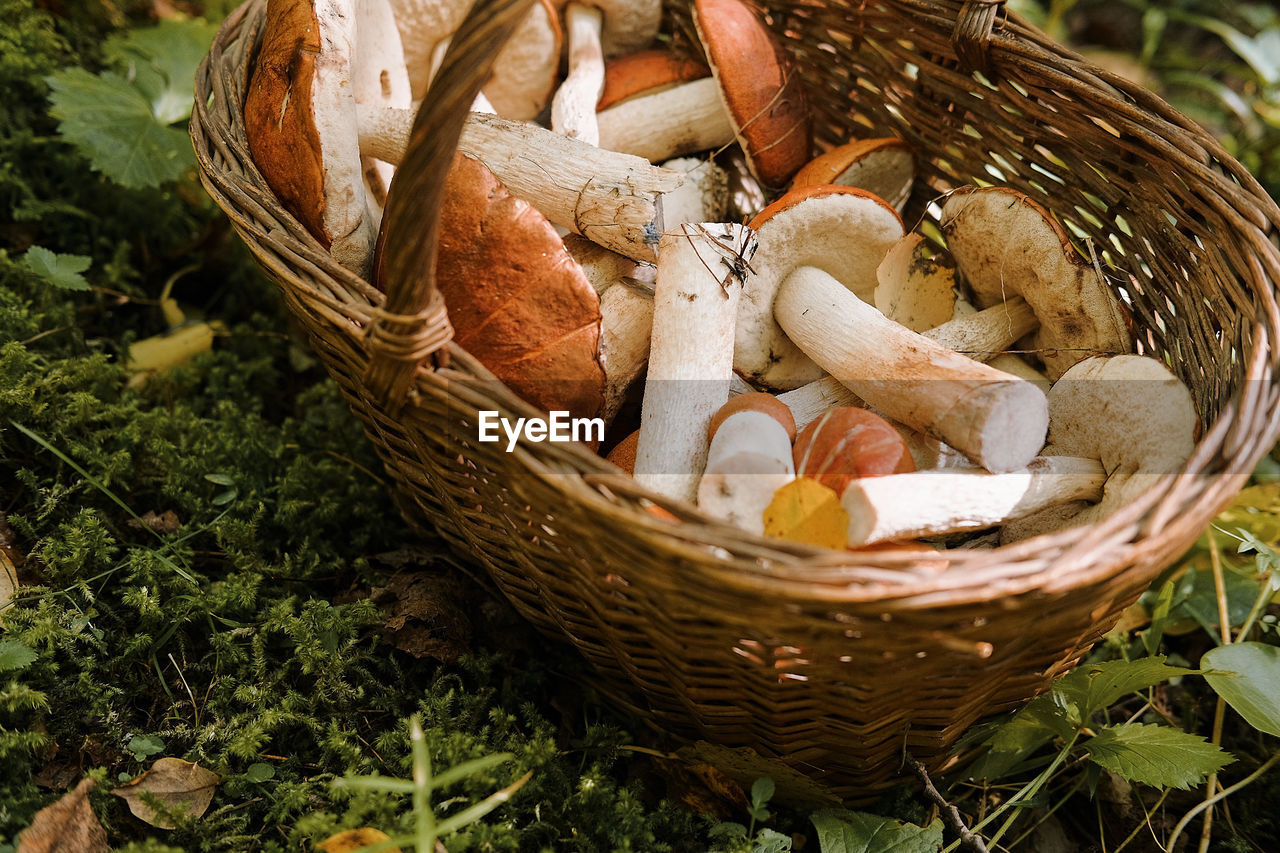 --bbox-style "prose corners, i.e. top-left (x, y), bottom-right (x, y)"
top-left (127, 510), bottom-right (181, 536)
top-left (17, 778), bottom-right (108, 853)
top-left (111, 757), bottom-right (220, 829)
